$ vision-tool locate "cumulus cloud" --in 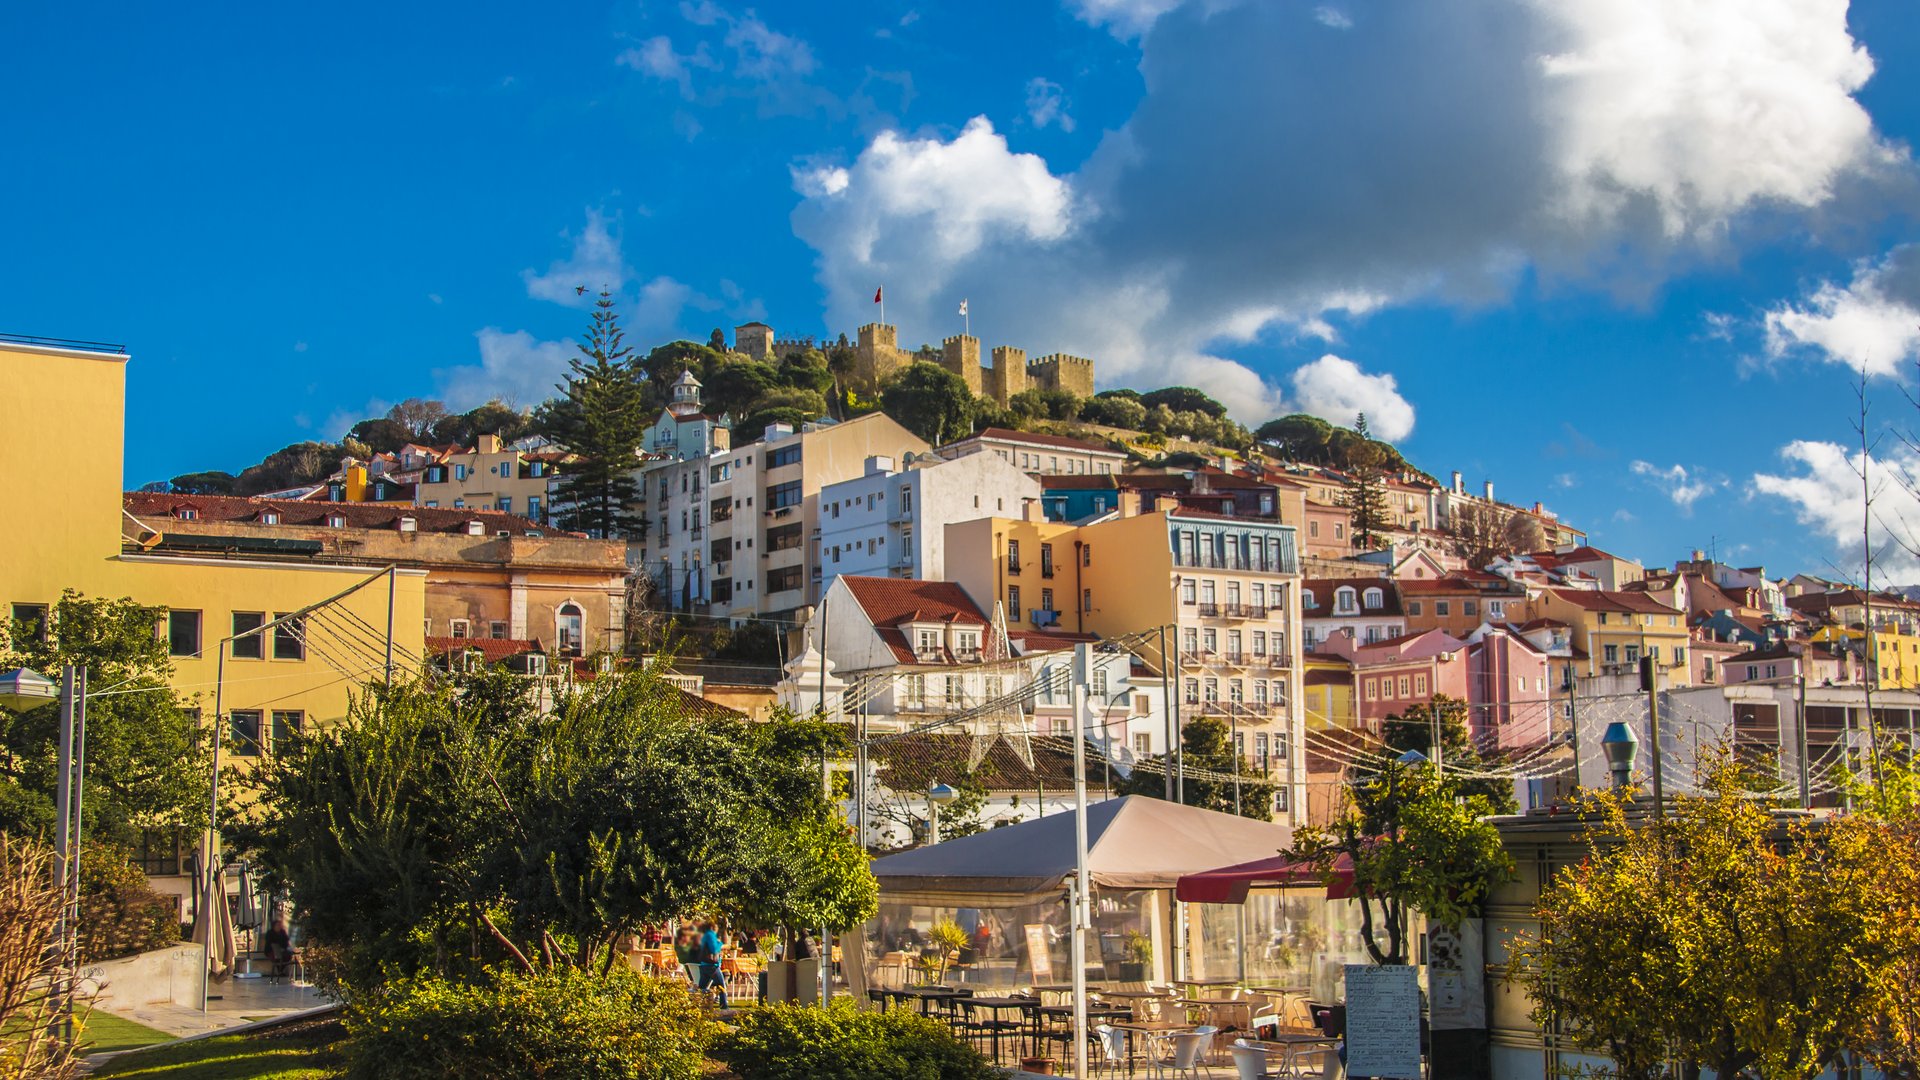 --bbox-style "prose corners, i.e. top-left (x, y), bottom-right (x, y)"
top-left (620, 2), bottom-right (830, 116)
top-left (1025, 78), bottom-right (1075, 132)
top-left (437, 329), bottom-right (576, 411)
top-left (522, 210), bottom-right (628, 306)
top-left (1630, 460), bottom-right (1720, 513)
top-left (1763, 244), bottom-right (1920, 377)
top-left (789, 0), bottom-right (1903, 423)
top-left (1288, 355), bottom-right (1415, 441)
top-left (1313, 6), bottom-right (1352, 30)
top-left (616, 36), bottom-right (717, 98)
top-left (1753, 439), bottom-right (1920, 579)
